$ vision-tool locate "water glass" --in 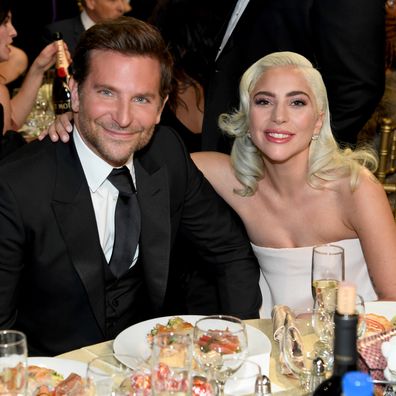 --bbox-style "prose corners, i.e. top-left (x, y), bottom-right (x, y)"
top-left (193, 315), bottom-right (248, 396)
top-left (0, 330), bottom-right (27, 396)
top-left (355, 294), bottom-right (366, 338)
top-left (223, 359), bottom-right (261, 395)
top-left (86, 354), bottom-right (149, 396)
top-left (151, 332), bottom-right (192, 396)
